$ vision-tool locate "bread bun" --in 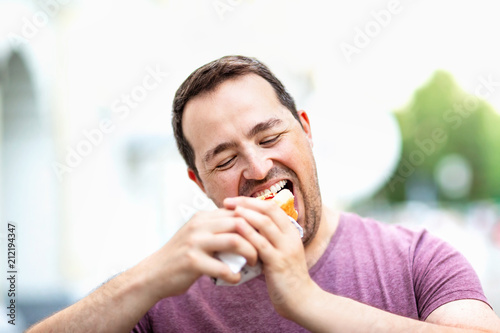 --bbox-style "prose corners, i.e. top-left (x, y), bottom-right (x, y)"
top-left (258, 189), bottom-right (298, 220)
